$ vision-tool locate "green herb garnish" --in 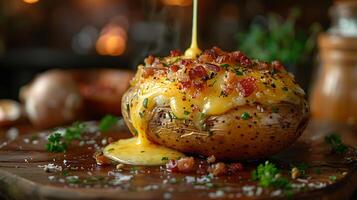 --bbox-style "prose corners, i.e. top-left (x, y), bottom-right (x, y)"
top-left (46, 122), bottom-right (86, 153)
top-left (184, 111), bottom-right (190, 115)
top-left (143, 98), bottom-right (149, 108)
top-left (295, 162), bottom-right (309, 177)
top-left (139, 112), bottom-right (145, 118)
top-left (220, 64), bottom-right (229, 69)
top-left (272, 106), bottom-right (279, 113)
top-left (235, 69), bottom-right (243, 76)
top-left (329, 175), bottom-right (337, 182)
top-left (161, 157), bottom-right (169, 161)
top-left (99, 115), bottom-right (118, 132)
top-left (314, 168), bottom-right (321, 174)
top-left (46, 133), bottom-right (67, 153)
top-left (325, 133), bottom-right (348, 154)
top-left (241, 112), bottom-right (251, 120)
top-left (63, 122), bottom-right (85, 142)
top-left (252, 161), bottom-right (292, 195)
